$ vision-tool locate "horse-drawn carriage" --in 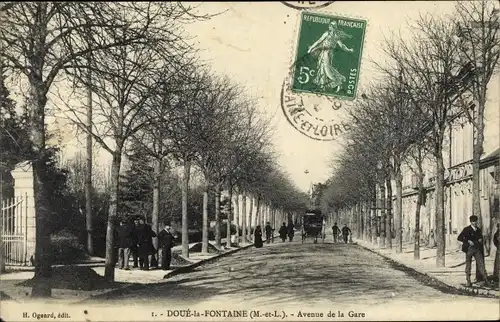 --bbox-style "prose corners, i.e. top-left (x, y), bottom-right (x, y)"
top-left (301, 209), bottom-right (325, 244)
